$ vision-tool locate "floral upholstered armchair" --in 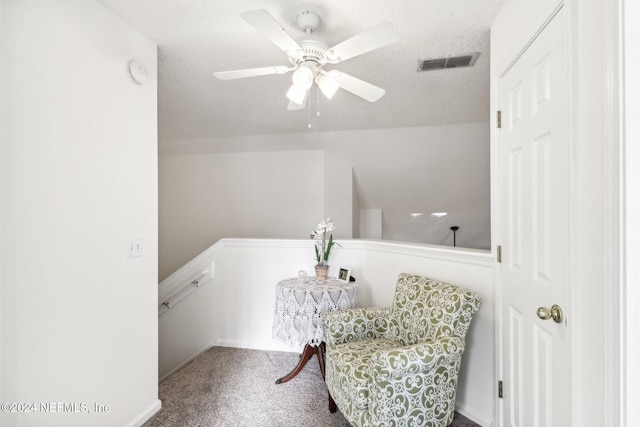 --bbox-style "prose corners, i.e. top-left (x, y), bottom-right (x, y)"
top-left (322, 273), bottom-right (481, 427)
